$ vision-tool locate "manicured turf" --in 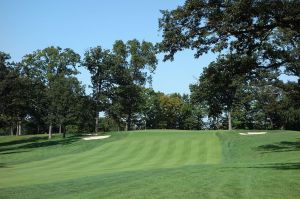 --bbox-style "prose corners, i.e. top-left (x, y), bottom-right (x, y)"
top-left (0, 130), bottom-right (299, 198)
